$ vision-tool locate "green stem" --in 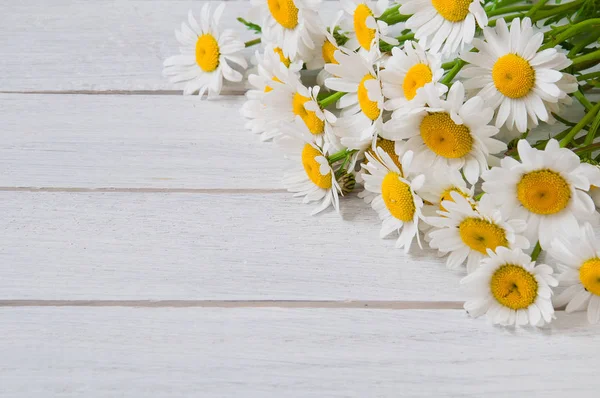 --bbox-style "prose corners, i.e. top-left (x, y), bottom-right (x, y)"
top-left (526, 0), bottom-right (549, 17)
top-left (531, 242), bottom-right (542, 262)
top-left (244, 38), bottom-right (261, 48)
top-left (572, 49), bottom-right (600, 67)
top-left (440, 60), bottom-right (466, 85)
top-left (379, 13), bottom-right (410, 25)
top-left (318, 91), bottom-right (346, 109)
top-left (531, 0), bottom-right (585, 23)
top-left (577, 71), bottom-right (600, 82)
top-left (574, 91), bottom-right (594, 112)
top-left (379, 4), bottom-right (400, 21)
top-left (559, 101), bottom-right (600, 147)
top-left (488, 13), bottom-right (523, 27)
top-left (328, 149), bottom-right (355, 164)
top-left (442, 60), bottom-right (458, 70)
top-left (541, 19), bottom-right (600, 51)
top-left (583, 111), bottom-right (600, 147)
top-left (574, 141), bottom-right (600, 155)
top-left (487, 5), bottom-right (532, 17)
